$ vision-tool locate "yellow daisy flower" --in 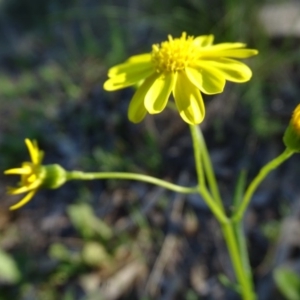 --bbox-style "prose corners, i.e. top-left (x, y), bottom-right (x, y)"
top-left (4, 139), bottom-right (45, 210)
top-left (104, 32), bottom-right (258, 125)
